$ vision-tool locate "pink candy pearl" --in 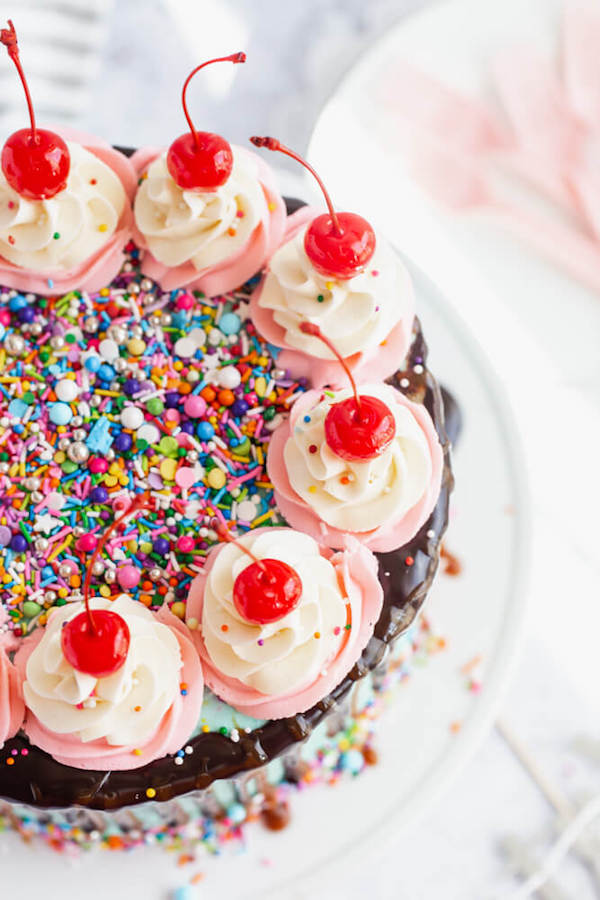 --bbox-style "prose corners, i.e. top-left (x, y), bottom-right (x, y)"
top-left (117, 565), bottom-right (141, 590)
top-left (177, 536), bottom-right (195, 553)
top-left (77, 534), bottom-right (97, 553)
top-left (89, 457), bottom-right (109, 474)
top-left (184, 395), bottom-right (206, 418)
top-left (165, 408), bottom-right (180, 424)
top-left (176, 293), bottom-right (194, 310)
top-left (0, 310), bottom-right (10, 327)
